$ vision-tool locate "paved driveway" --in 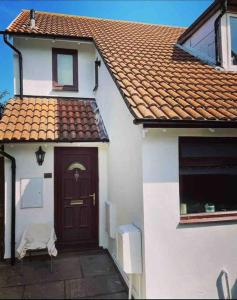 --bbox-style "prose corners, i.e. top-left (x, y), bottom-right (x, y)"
top-left (0, 250), bottom-right (128, 299)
